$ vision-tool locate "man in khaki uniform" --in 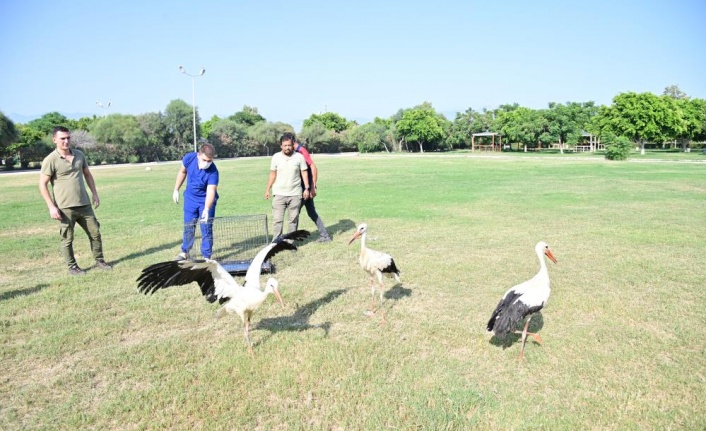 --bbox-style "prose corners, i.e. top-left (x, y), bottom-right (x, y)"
top-left (39, 126), bottom-right (111, 275)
